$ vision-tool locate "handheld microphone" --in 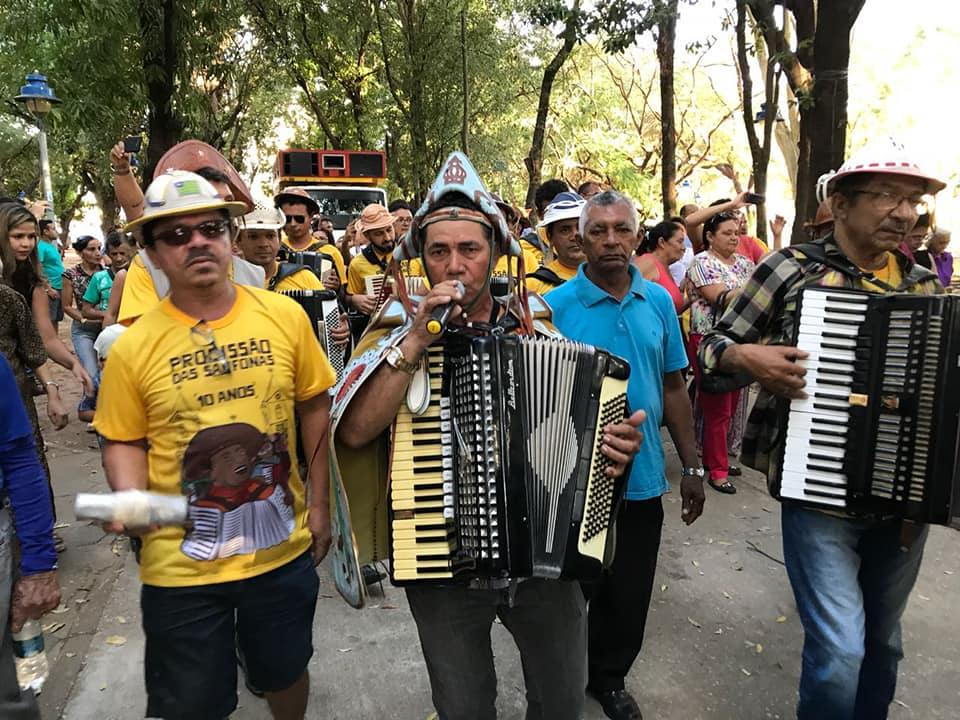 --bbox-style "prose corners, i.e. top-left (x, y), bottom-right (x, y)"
top-left (426, 281), bottom-right (464, 335)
